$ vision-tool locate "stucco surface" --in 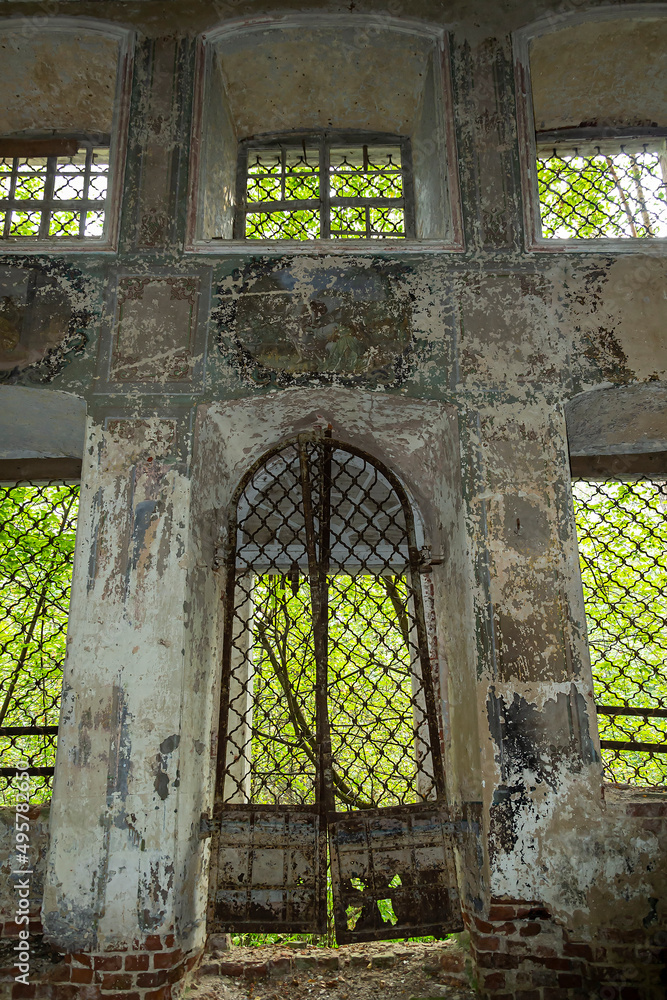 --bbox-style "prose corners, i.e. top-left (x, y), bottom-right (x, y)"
top-left (531, 16), bottom-right (667, 129)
